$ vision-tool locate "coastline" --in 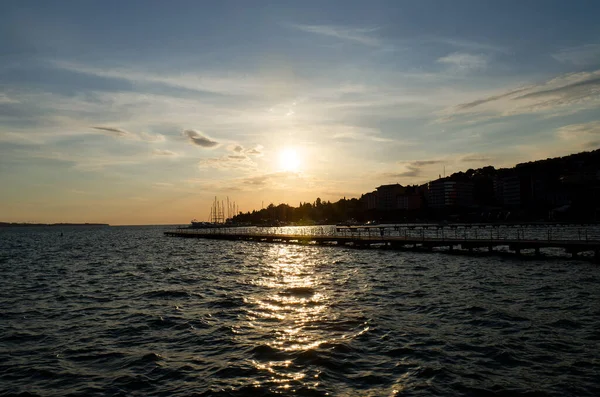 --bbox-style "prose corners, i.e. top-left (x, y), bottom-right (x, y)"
top-left (0, 222), bottom-right (110, 228)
